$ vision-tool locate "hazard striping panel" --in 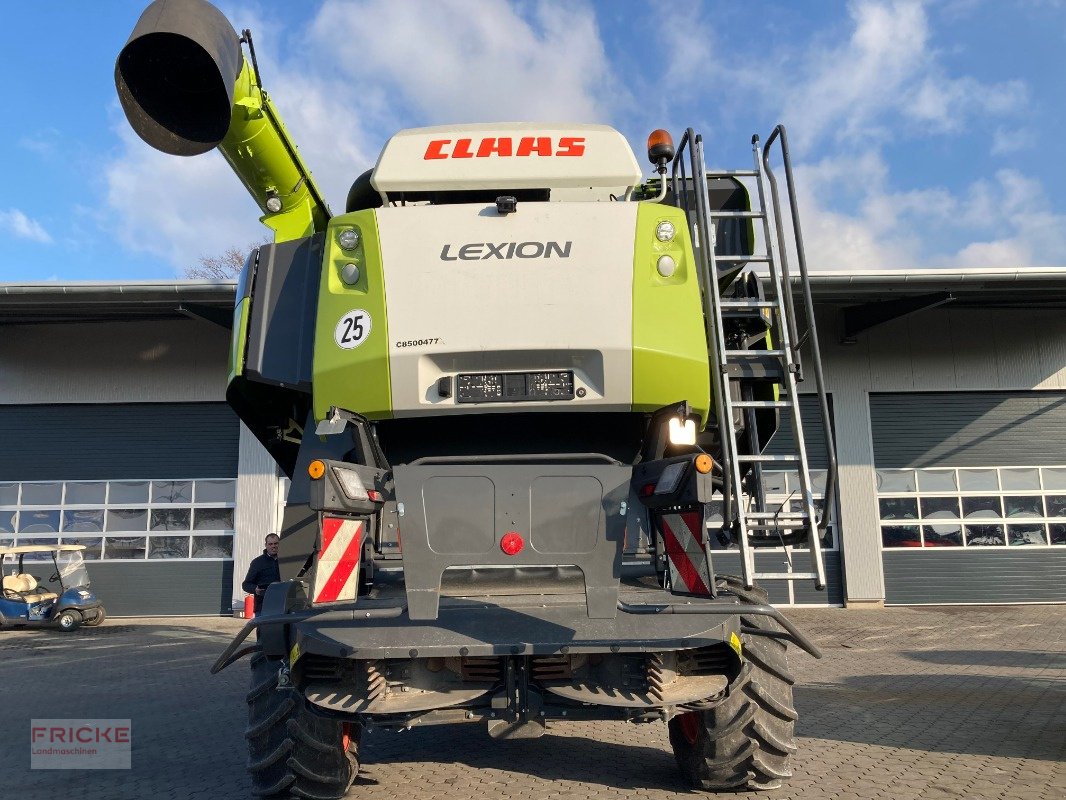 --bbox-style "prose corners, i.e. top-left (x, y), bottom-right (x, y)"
top-left (660, 511), bottom-right (711, 595)
top-left (313, 517), bottom-right (363, 604)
